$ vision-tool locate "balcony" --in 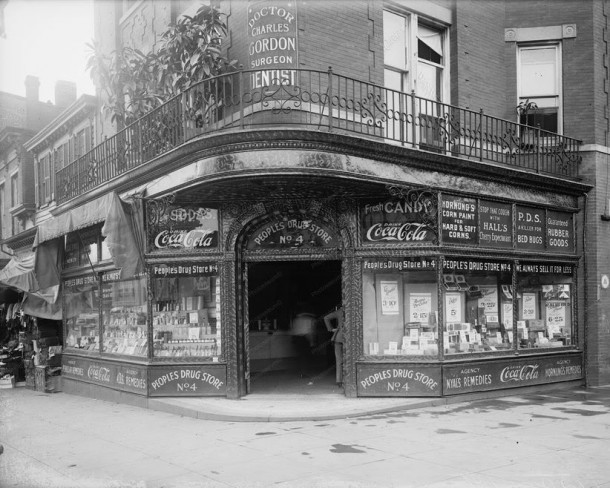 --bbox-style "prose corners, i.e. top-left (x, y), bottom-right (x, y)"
top-left (55, 68), bottom-right (582, 204)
